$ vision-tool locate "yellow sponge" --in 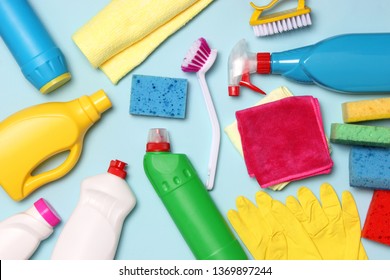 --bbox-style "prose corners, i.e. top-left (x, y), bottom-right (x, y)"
top-left (342, 97), bottom-right (390, 123)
